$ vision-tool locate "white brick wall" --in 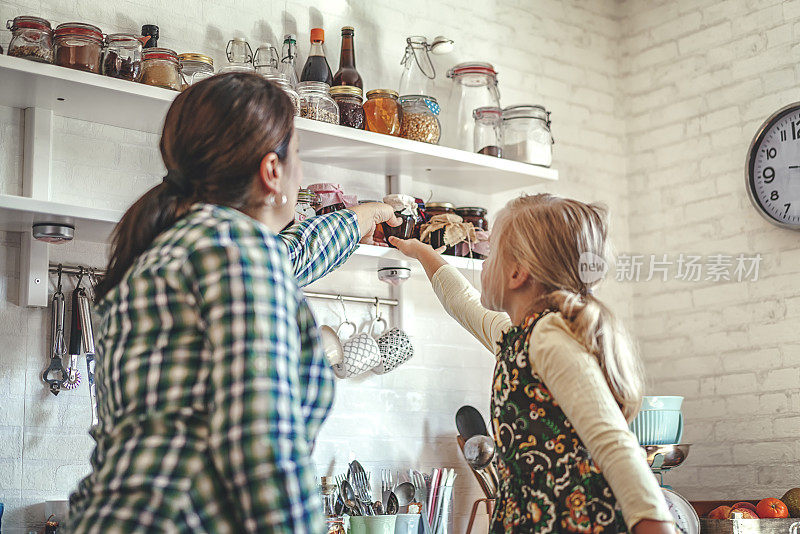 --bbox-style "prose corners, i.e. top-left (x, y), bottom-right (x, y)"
top-left (622, 0), bottom-right (800, 502)
top-left (0, 0), bottom-right (629, 531)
